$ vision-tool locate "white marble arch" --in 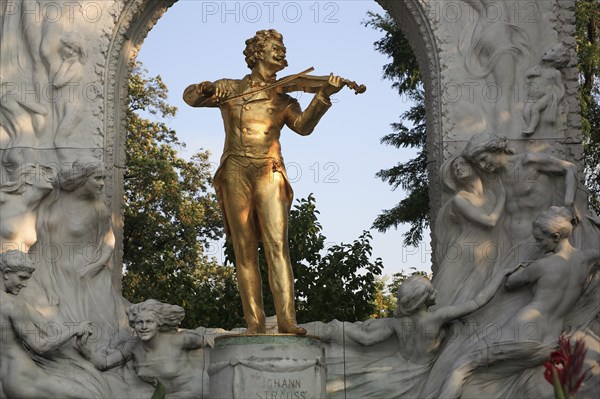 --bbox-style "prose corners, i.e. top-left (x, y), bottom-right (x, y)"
top-left (1, 0), bottom-right (583, 290)
top-left (102, 0), bottom-right (444, 285)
